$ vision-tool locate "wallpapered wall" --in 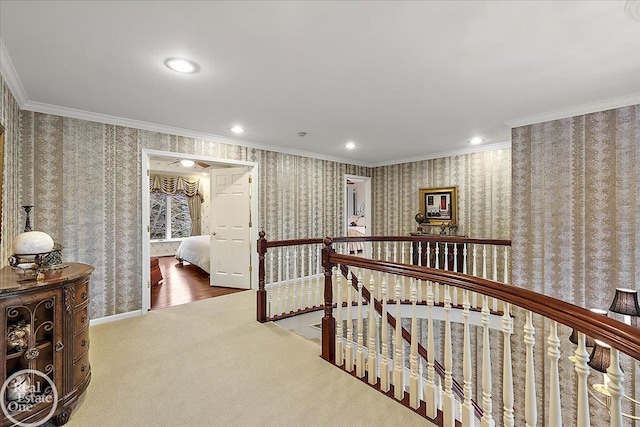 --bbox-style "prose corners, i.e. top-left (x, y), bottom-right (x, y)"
top-left (371, 148), bottom-right (511, 239)
top-left (0, 74), bottom-right (20, 263)
top-left (17, 111), bottom-right (371, 319)
top-left (511, 105), bottom-right (640, 426)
